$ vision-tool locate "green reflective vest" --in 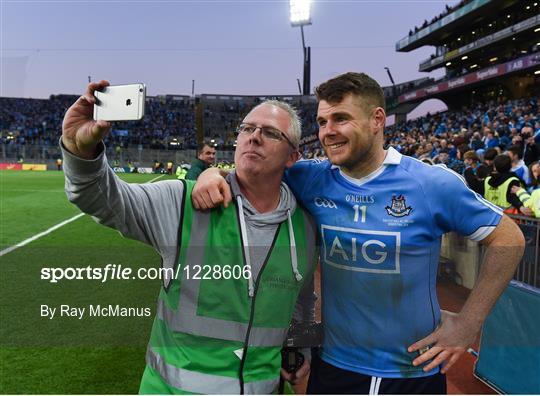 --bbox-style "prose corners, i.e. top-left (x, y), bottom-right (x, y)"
top-left (515, 187), bottom-right (540, 218)
top-left (484, 176), bottom-right (519, 208)
top-left (139, 180), bottom-right (317, 394)
top-left (176, 167), bottom-right (187, 180)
